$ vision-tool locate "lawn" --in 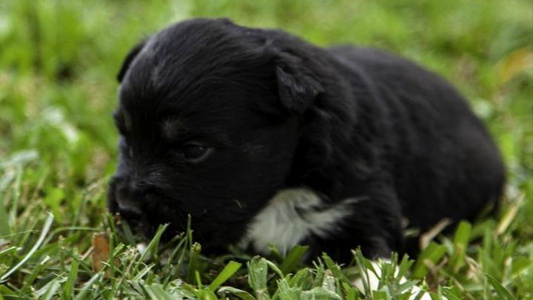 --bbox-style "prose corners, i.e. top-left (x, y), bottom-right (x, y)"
top-left (0, 0), bottom-right (531, 299)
